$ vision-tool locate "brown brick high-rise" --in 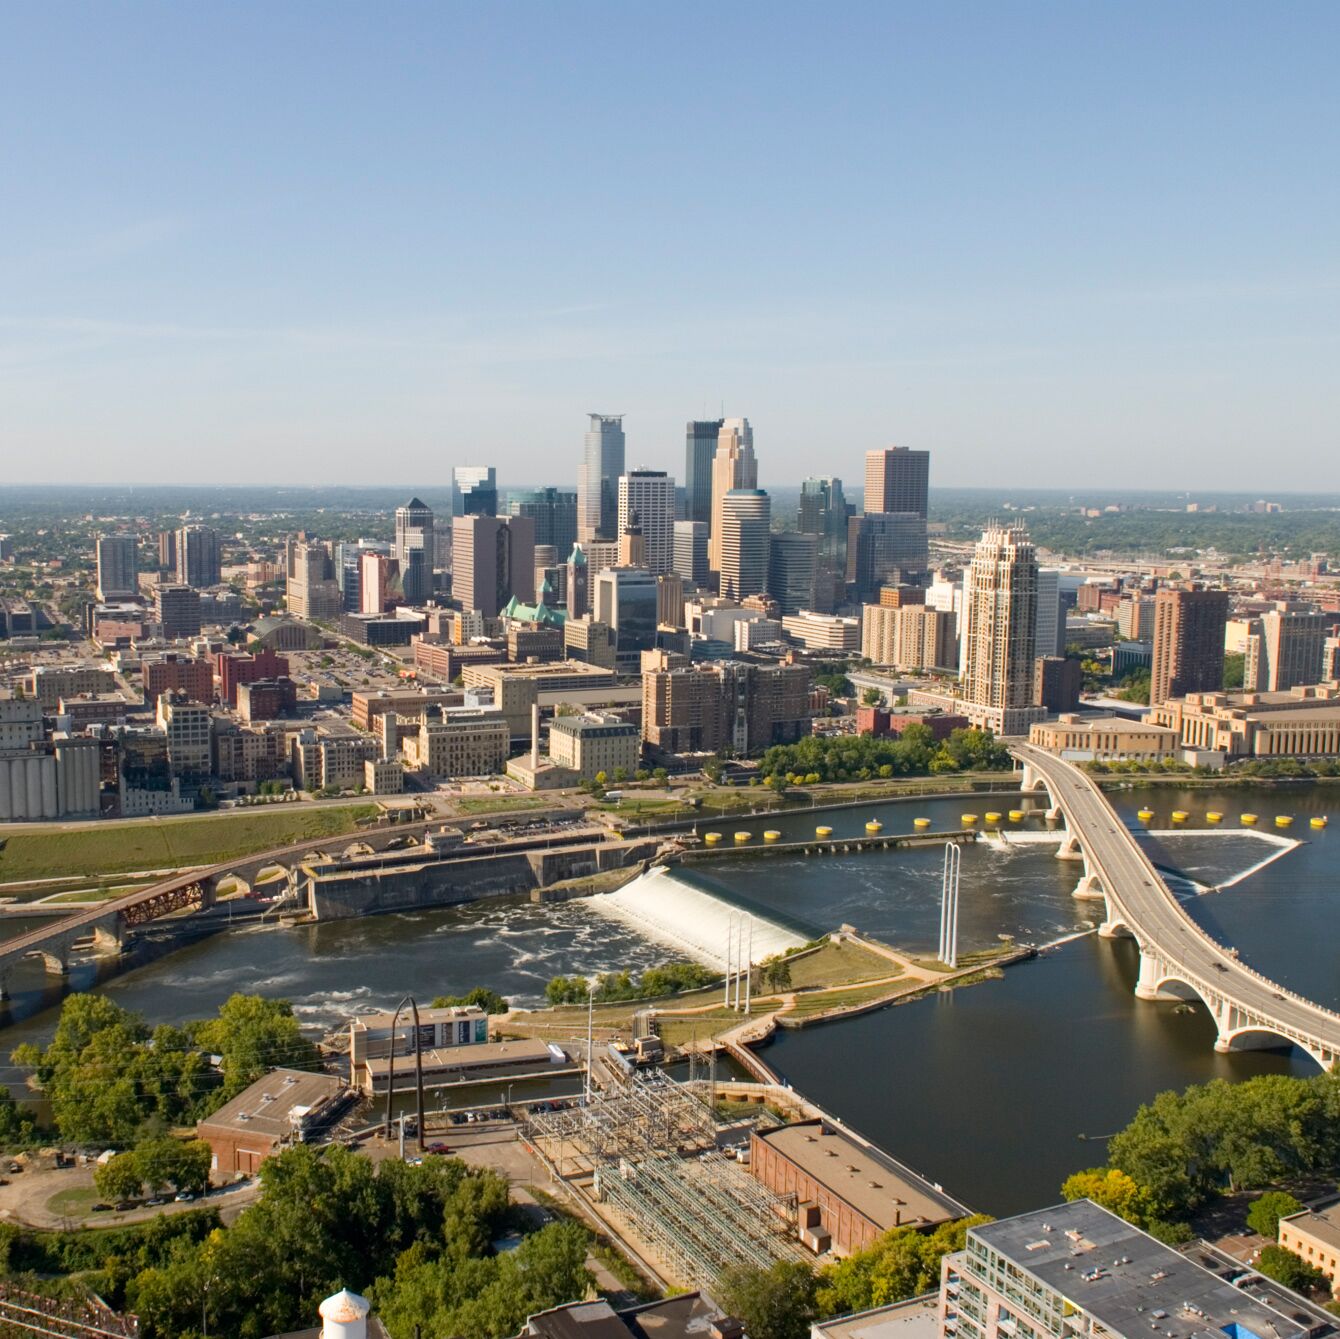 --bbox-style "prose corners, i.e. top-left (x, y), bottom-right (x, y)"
top-left (1151, 587), bottom-right (1229, 705)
